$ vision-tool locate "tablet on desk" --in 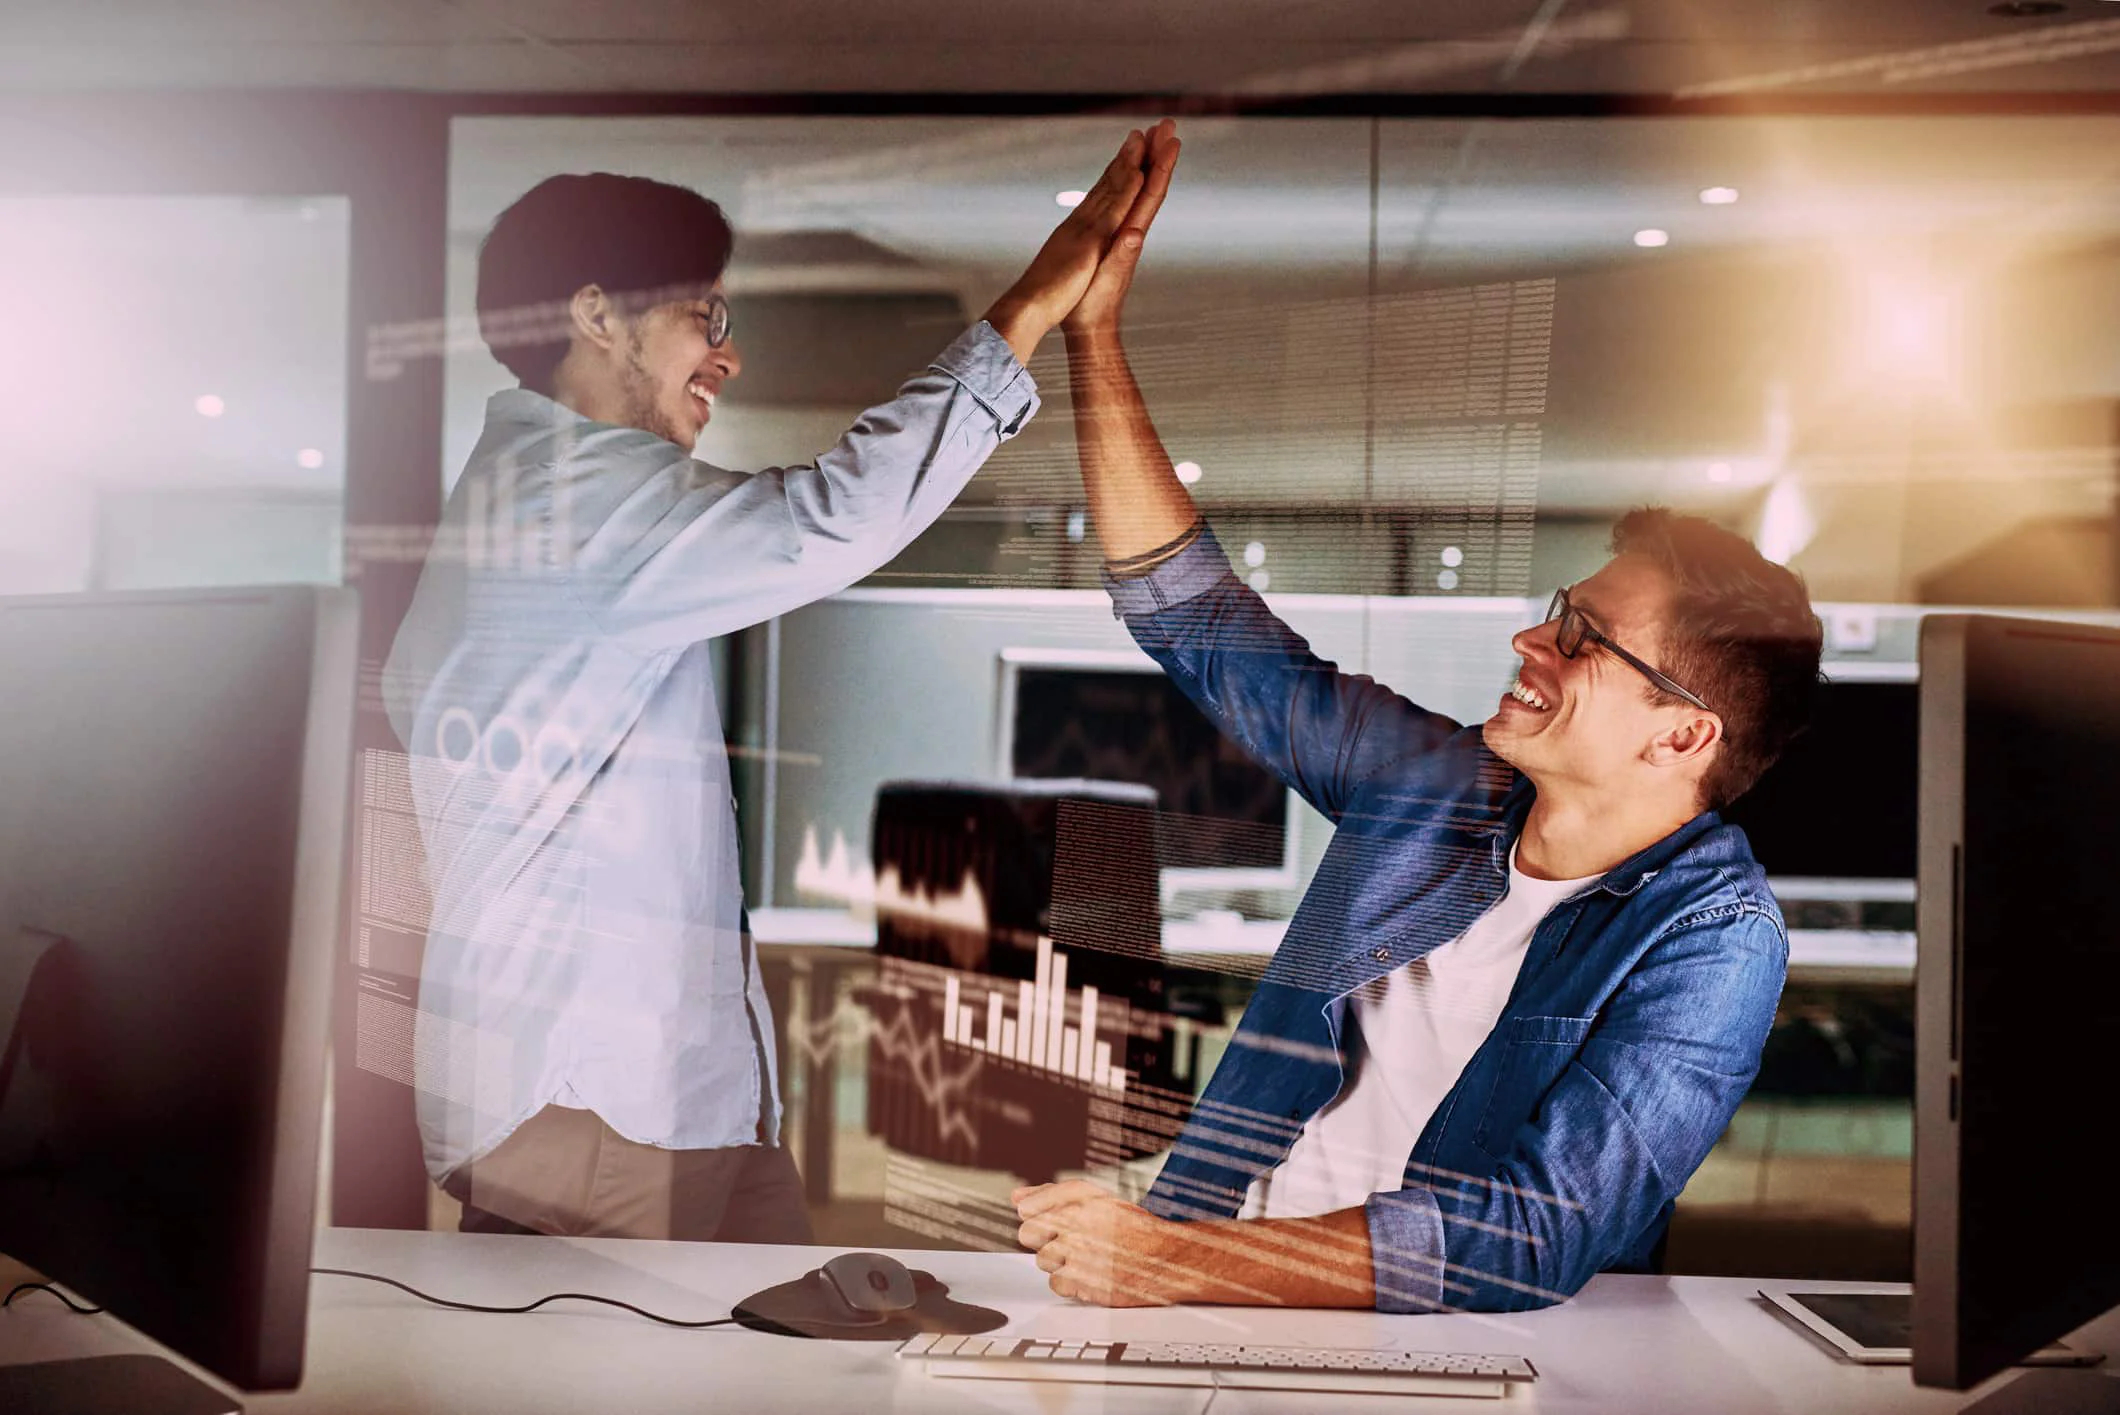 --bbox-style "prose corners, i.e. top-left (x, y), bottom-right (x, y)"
top-left (1760, 1287), bottom-right (2104, 1367)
